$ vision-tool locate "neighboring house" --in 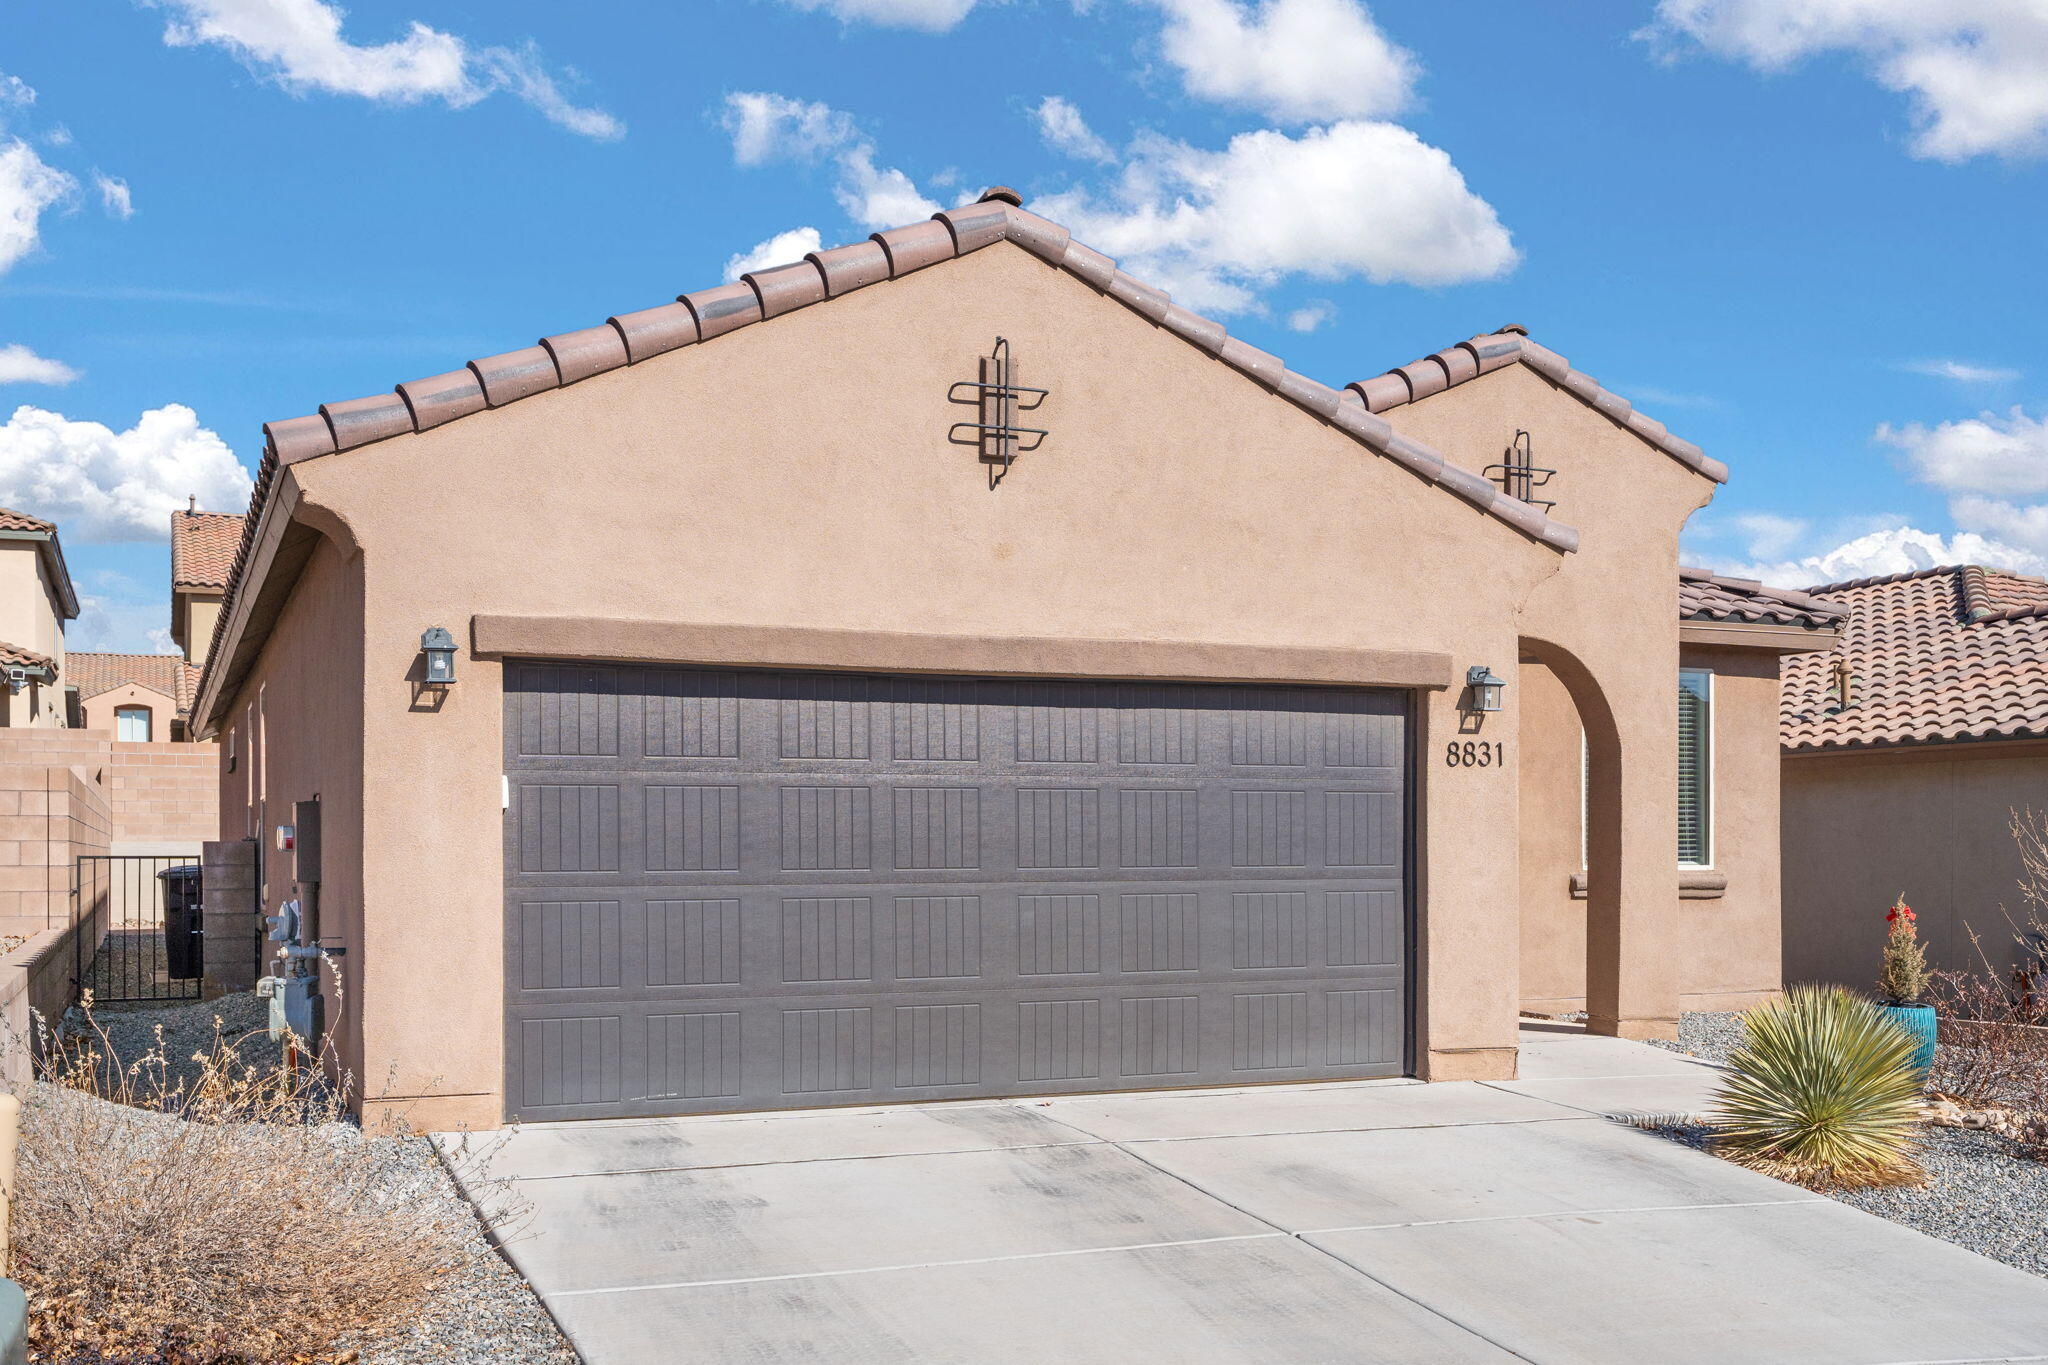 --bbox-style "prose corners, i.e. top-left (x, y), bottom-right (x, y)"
top-left (1520, 569), bottom-right (1842, 1017)
top-left (170, 505), bottom-right (243, 668)
top-left (0, 507), bottom-right (79, 729)
top-left (67, 653), bottom-right (202, 742)
top-left (1781, 565), bottom-right (2048, 985)
top-left (66, 507), bottom-right (240, 744)
top-left (192, 188), bottom-right (1802, 1130)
